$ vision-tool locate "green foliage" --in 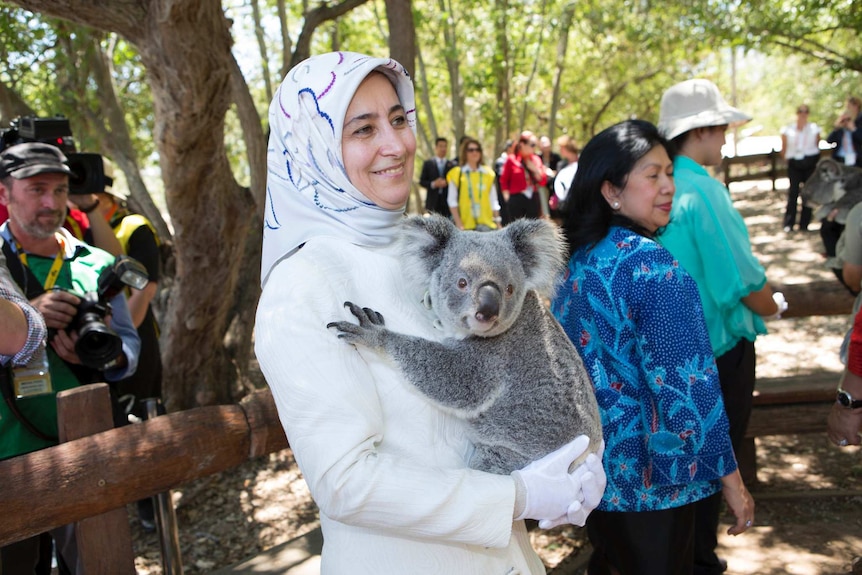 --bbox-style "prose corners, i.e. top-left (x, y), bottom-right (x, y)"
top-left (0, 4), bottom-right (155, 161)
top-left (685, 0), bottom-right (862, 72)
top-left (4, 0), bottom-right (861, 191)
top-left (0, 4), bottom-right (61, 119)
